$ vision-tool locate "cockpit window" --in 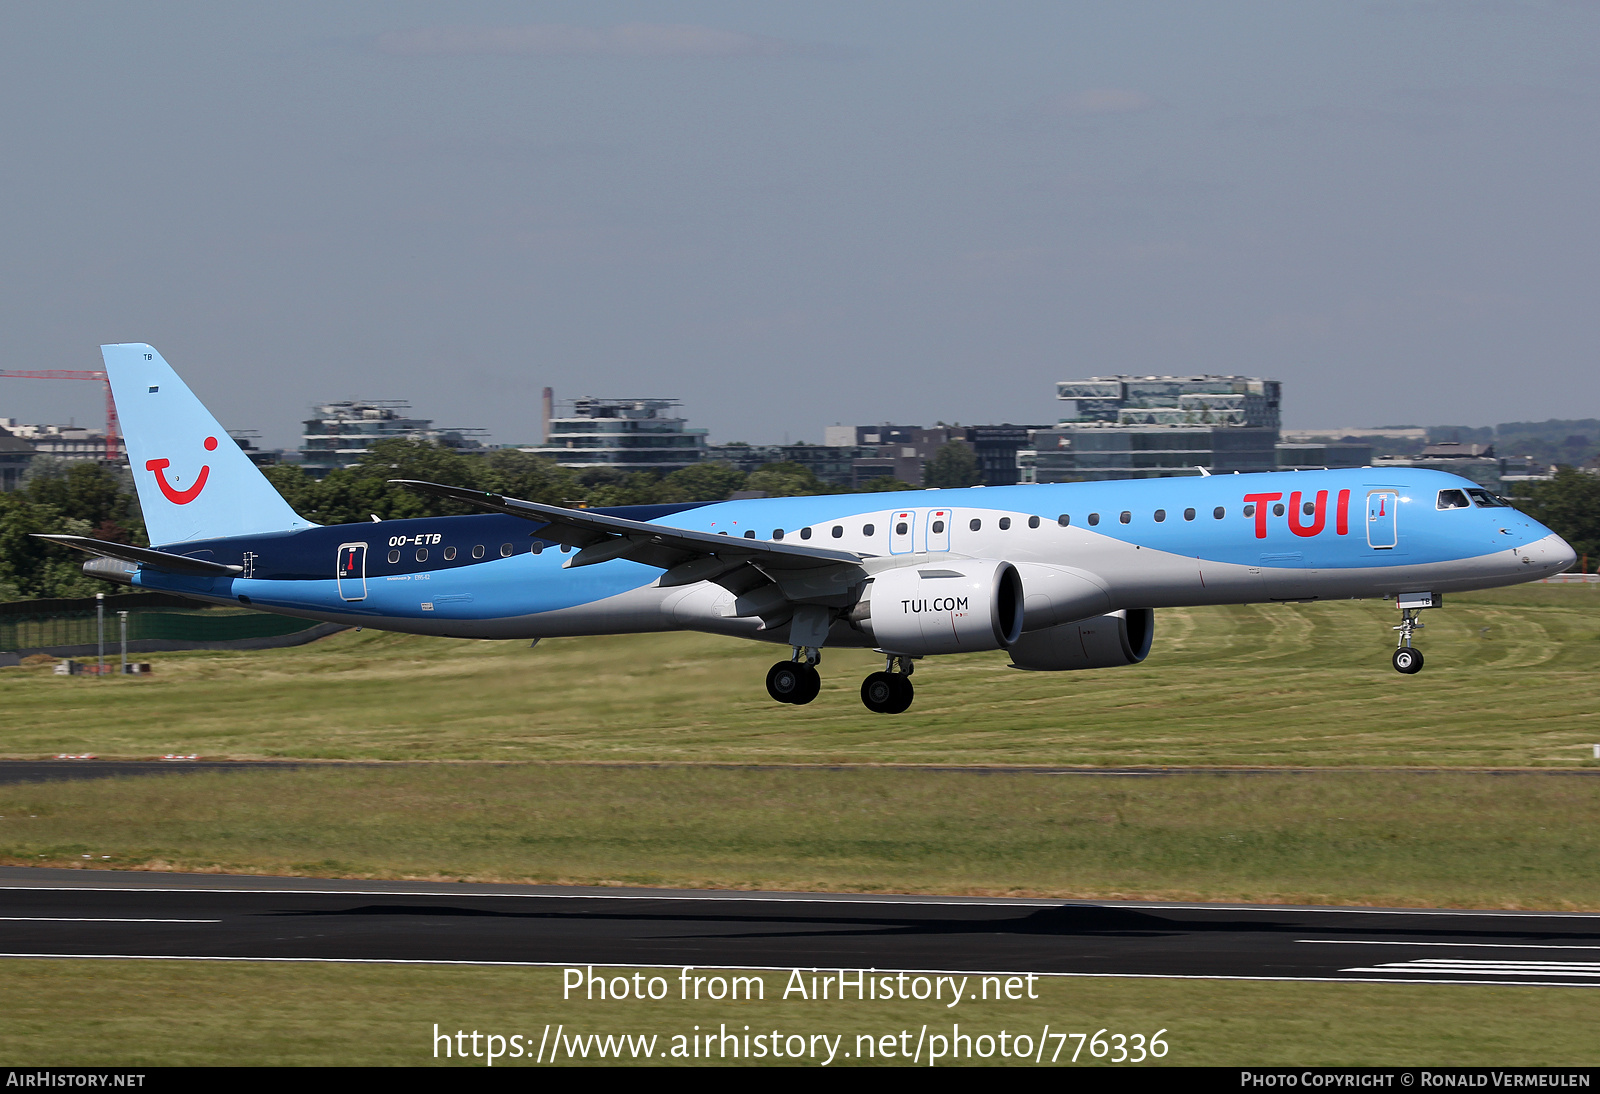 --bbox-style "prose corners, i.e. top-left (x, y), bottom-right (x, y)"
top-left (1436, 489), bottom-right (1470, 510)
top-left (1465, 488), bottom-right (1513, 509)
